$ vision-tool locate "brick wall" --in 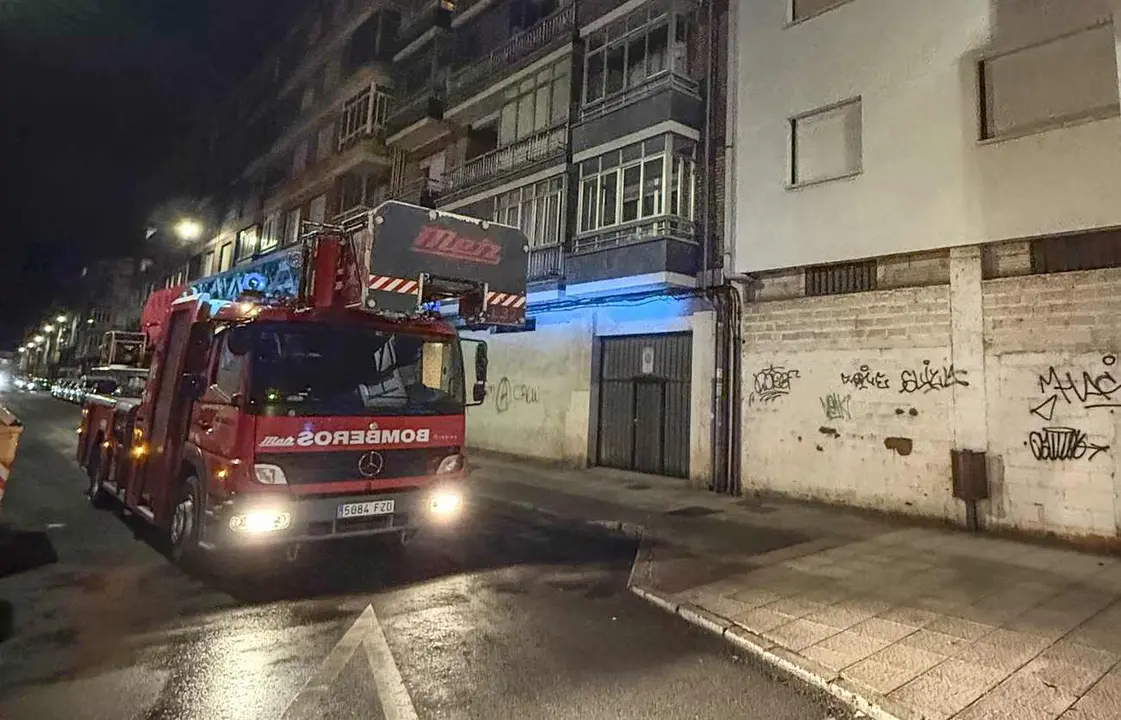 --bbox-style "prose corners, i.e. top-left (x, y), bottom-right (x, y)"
top-left (982, 267), bottom-right (1121, 538)
top-left (742, 259), bottom-right (1121, 540)
top-left (742, 286), bottom-right (958, 519)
